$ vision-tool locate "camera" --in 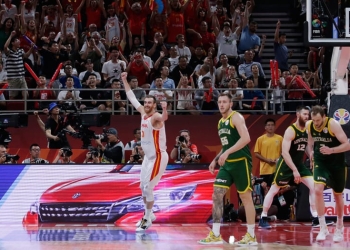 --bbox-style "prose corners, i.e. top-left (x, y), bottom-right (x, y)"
top-left (94, 128), bottom-right (108, 142)
top-left (134, 54), bottom-right (142, 60)
top-left (252, 177), bottom-right (264, 185)
top-left (178, 136), bottom-right (187, 143)
top-left (190, 154), bottom-right (202, 160)
top-left (33, 159), bottom-right (46, 164)
top-left (6, 154), bottom-right (20, 162)
top-left (61, 147), bottom-right (73, 157)
top-left (88, 147), bottom-right (99, 159)
top-left (56, 130), bottom-right (68, 140)
top-left (133, 154), bottom-right (141, 161)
